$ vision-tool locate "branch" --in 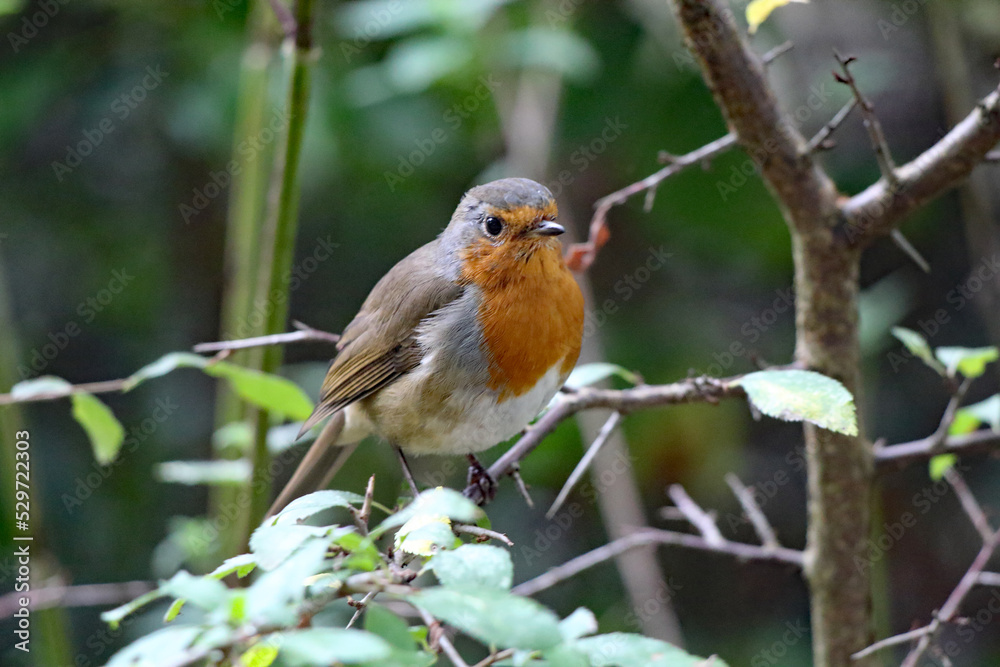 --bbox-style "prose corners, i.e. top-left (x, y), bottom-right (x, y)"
top-left (545, 411), bottom-right (621, 519)
top-left (194, 321), bottom-right (339, 353)
top-left (0, 581), bottom-right (155, 617)
top-left (843, 82), bottom-right (1000, 245)
top-left (511, 526), bottom-right (803, 598)
top-left (725, 473), bottom-right (781, 549)
top-left (874, 428), bottom-right (1000, 471)
top-left (465, 375), bottom-right (748, 503)
top-left (668, 485), bottom-right (724, 547)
